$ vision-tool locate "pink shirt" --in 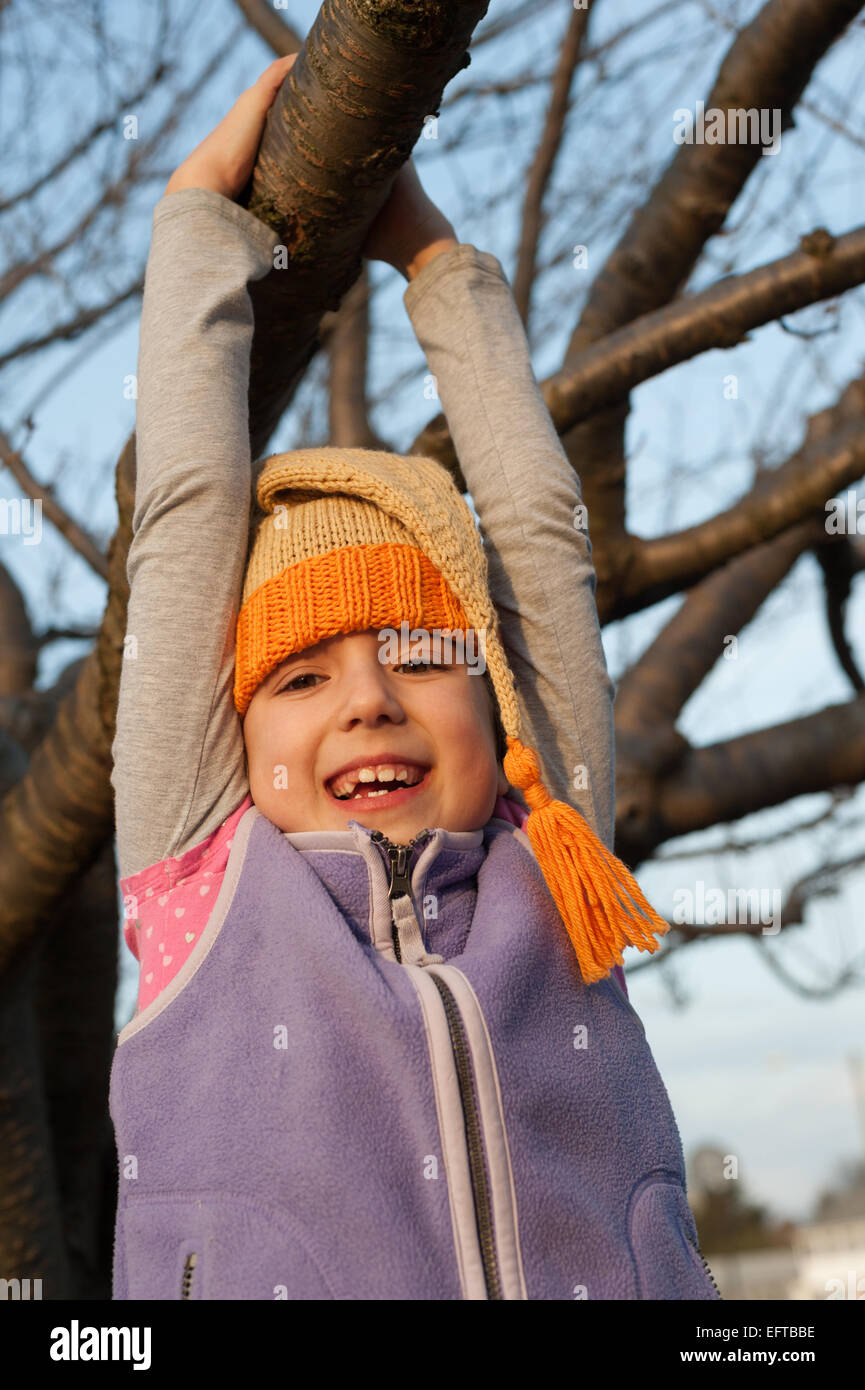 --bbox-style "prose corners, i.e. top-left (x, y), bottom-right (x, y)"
top-left (119, 794), bottom-right (626, 1020)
